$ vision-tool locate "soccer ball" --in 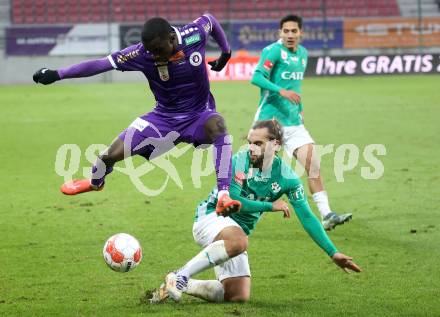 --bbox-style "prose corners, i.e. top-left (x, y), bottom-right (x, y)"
top-left (103, 233), bottom-right (142, 273)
